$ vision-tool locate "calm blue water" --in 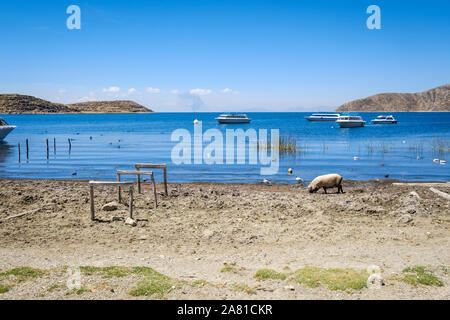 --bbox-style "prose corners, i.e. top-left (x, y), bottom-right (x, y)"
top-left (0, 113), bottom-right (448, 183)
